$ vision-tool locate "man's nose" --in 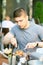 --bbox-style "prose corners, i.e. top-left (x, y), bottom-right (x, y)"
top-left (18, 21), bottom-right (21, 25)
